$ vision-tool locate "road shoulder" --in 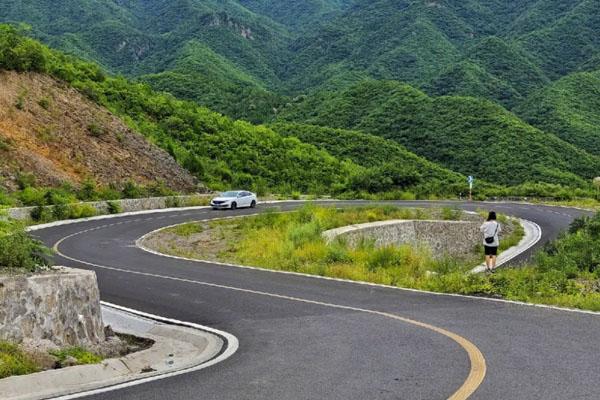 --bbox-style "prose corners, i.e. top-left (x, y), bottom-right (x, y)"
top-left (1, 303), bottom-right (237, 400)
